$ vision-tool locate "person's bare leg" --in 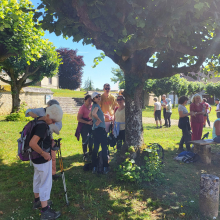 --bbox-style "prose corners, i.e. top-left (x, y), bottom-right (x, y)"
top-left (41, 201), bottom-right (48, 208)
top-left (34, 193), bottom-right (39, 198)
top-left (156, 120), bottom-right (158, 127)
top-left (160, 120), bottom-right (162, 127)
